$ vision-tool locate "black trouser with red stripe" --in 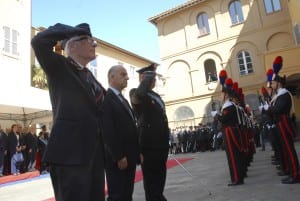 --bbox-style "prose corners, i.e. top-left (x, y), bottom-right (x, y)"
top-left (224, 127), bottom-right (244, 184)
top-left (271, 127), bottom-right (287, 172)
top-left (276, 115), bottom-right (299, 179)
